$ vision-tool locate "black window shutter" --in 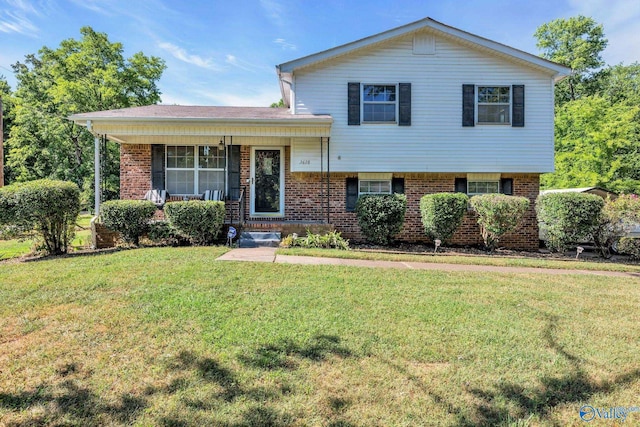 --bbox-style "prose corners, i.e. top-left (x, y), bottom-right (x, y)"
top-left (398, 83), bottom-right (411, 126)
top-left (348, 82), bottom-right (360, 125)
top-left (346, 178), bottom-right (359, 211)
top-left (512, 85), bottom-right (525, 127)
top-left (151, 144), bottom-right (165, 190)
top-left (455, 177), bottom-right (467, 193)
top-left (462, 84), bottom-right (475, 127)
top-left (501, 178), bottom-right (513, 195)
top-left (392, 177), bottom-right (405, 194)
top-left (228, 145), bottom-right (241, 200)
